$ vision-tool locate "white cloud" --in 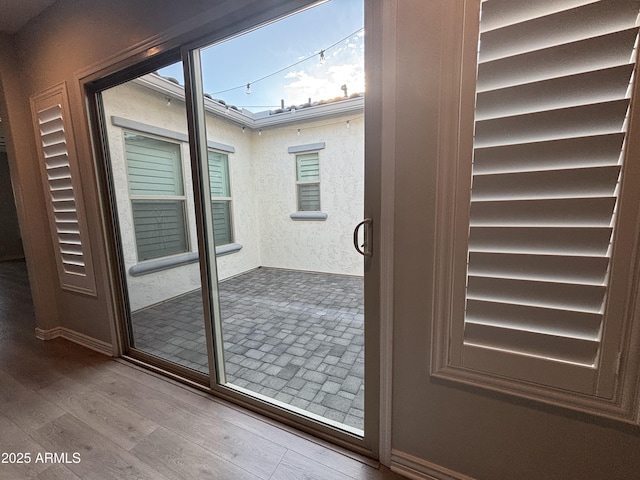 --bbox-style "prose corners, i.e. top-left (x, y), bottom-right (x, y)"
top-left (283, 61), bottom-right (364, 104)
